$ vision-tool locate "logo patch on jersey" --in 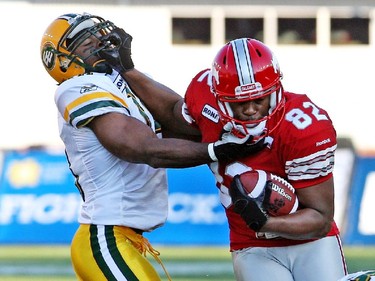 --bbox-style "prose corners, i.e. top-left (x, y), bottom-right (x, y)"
top-left (202, 104), bottom-right (219, 123)
top-left (114, 75), bottom-right (128, 93)
top-left (80, 85), bottom-right (98, 94)
top-left (316, 138), bottom-right (331, 146)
